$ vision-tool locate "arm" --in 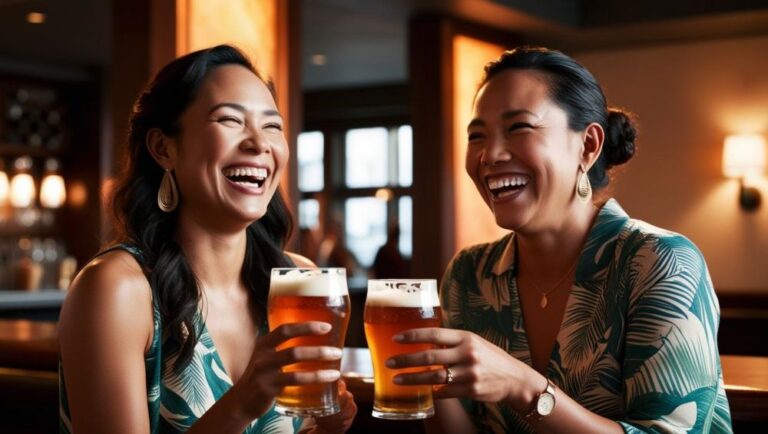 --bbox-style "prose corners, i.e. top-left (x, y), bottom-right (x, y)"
top-left (396, 251), bottom-right (622, 434)
top-left (59, 251), bottom-right (155, 434)
top-left (391, 328), bottom-right (624, 434)
top-left (61, 251), bottom-right (351, 434)
top-left (617, 236), bottom-right (726, 433)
